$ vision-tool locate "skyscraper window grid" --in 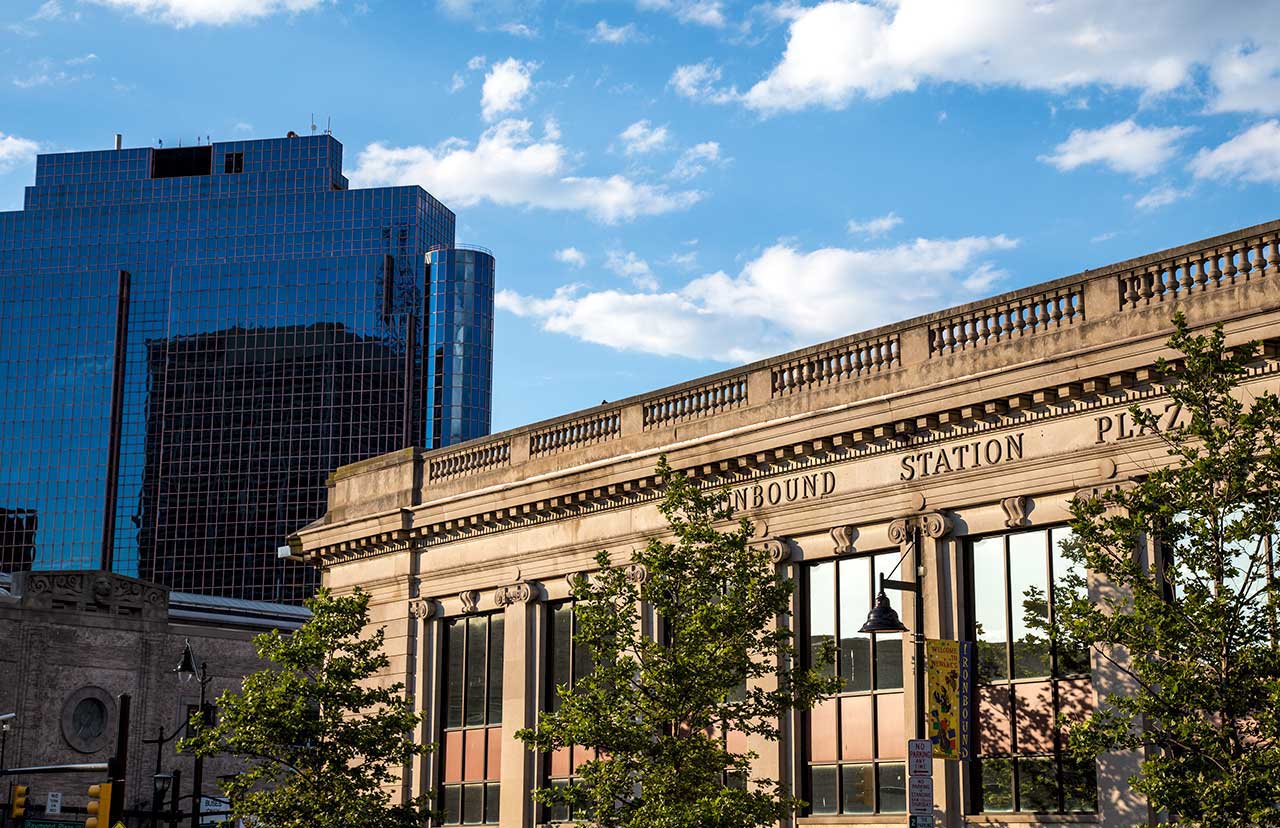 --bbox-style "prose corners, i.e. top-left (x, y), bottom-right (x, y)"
top-left (0, 134), bottom-right (491, 602)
